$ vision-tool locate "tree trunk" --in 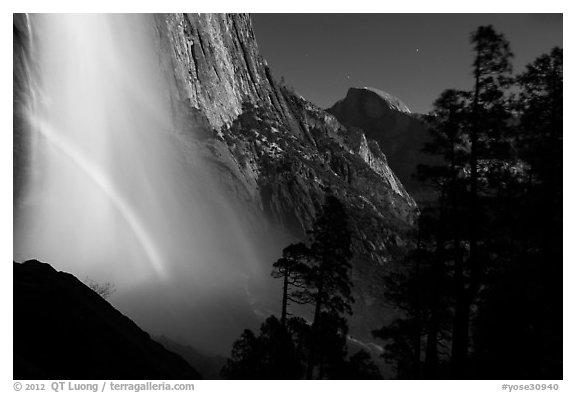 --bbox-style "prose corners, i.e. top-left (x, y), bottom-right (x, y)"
top-left (452, 56), bottom-right (480, 378)
top-left (281, 269), bottom-right (289, 327)
top-left (424, 226), bottom-right (445, 378)
top-left (306, 263), bottom-right (325, 379)
top-left (413, 221), bottom-right (423, 379)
